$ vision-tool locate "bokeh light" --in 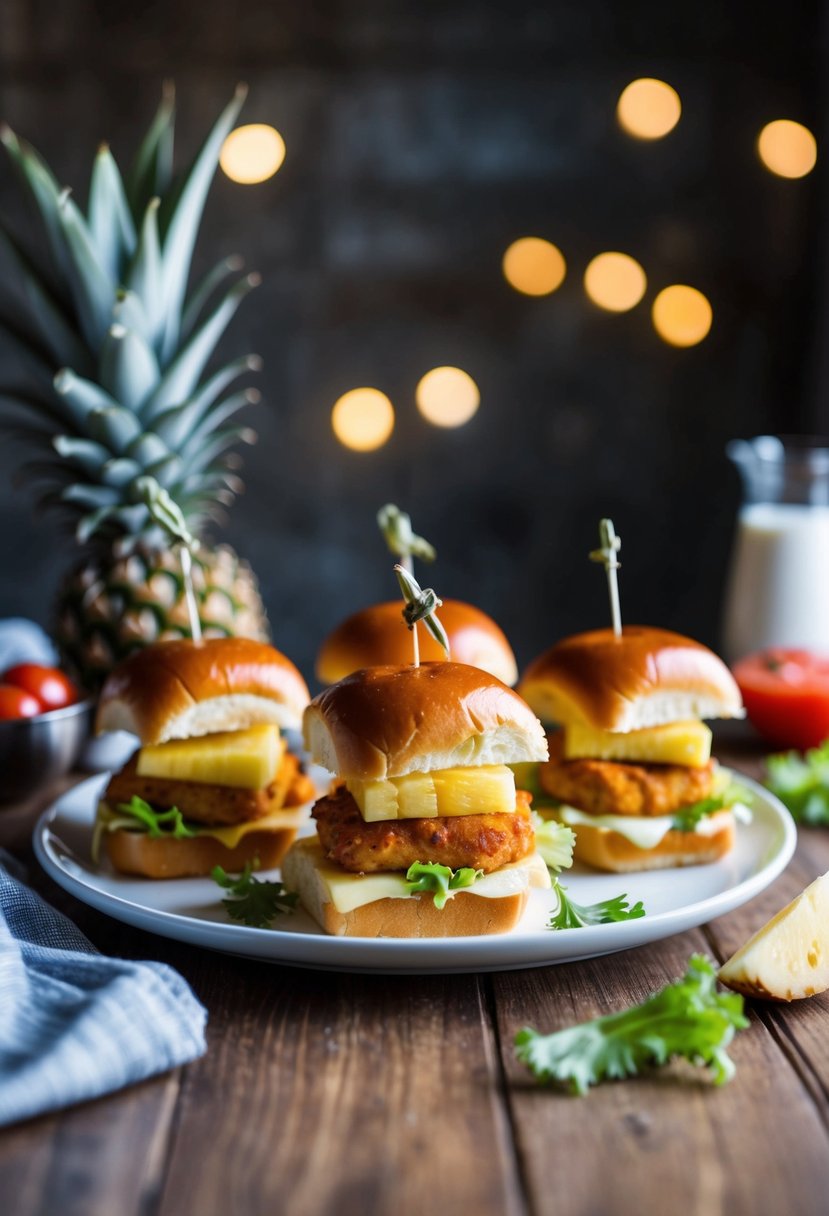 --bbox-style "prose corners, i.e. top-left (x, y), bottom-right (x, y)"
top-left (502, 237), bottom-right (567, 296)
top-left (758, 120), bottom-right (817, 179)
top-left (220, 124), bottom-right (286, 184)
top-left (652, 285), bottom-right (713, 347)
top-left (416, 367), bottom-right (480, 428)
top-left (617, 78), bottom-right (681, 140)
top-left (583, 252), bottom-right (647, 312)
top-left (331, 388), bottom-right (395, 451)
